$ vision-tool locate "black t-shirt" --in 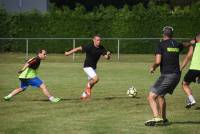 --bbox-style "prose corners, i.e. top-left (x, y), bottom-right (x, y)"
top-left (82, 44), bottom-right (107, 69)
top-left (155, 39), bottom-right (183, 74)
top-left (28, 56), bottom-right (41, 70)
